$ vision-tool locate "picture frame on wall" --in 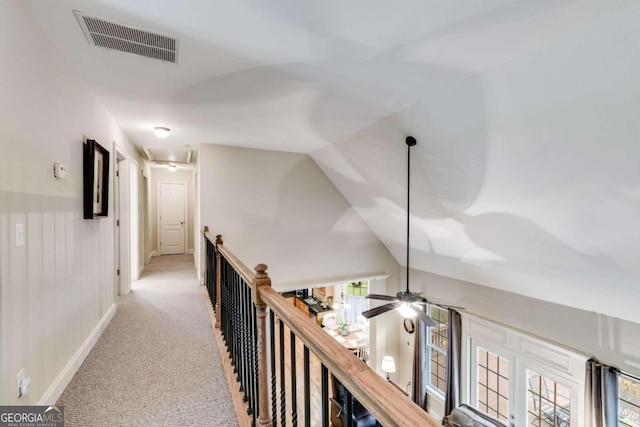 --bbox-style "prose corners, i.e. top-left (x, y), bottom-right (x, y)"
top-left (83, 138), bottom-right (110, 219)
